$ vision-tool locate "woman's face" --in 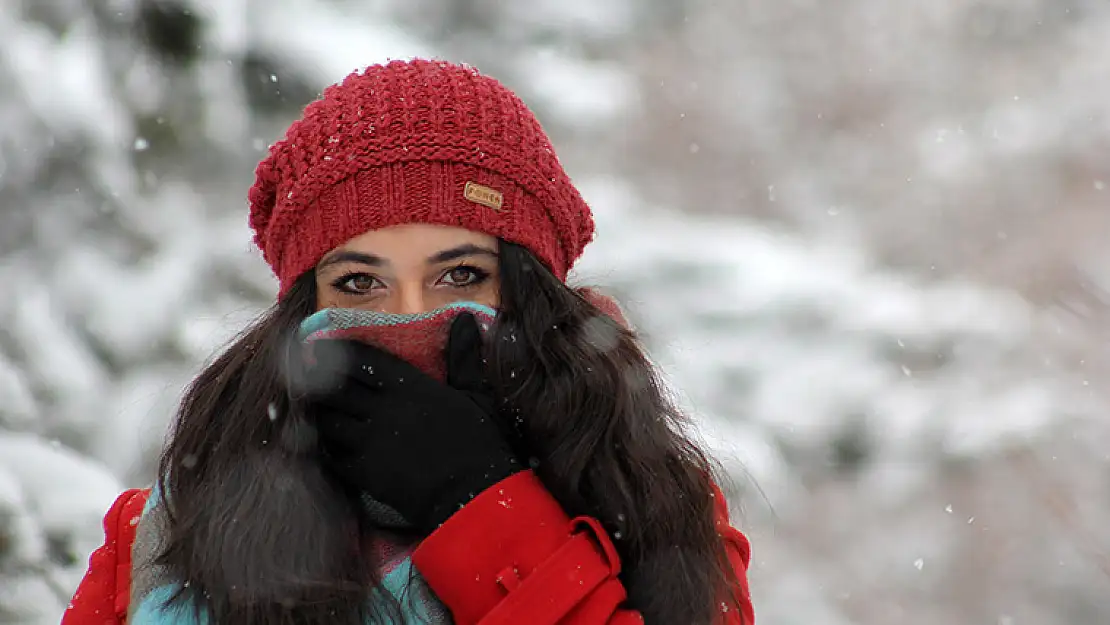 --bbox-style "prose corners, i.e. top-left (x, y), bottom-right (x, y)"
top-left (314, 224), bottom-right (500, 313)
